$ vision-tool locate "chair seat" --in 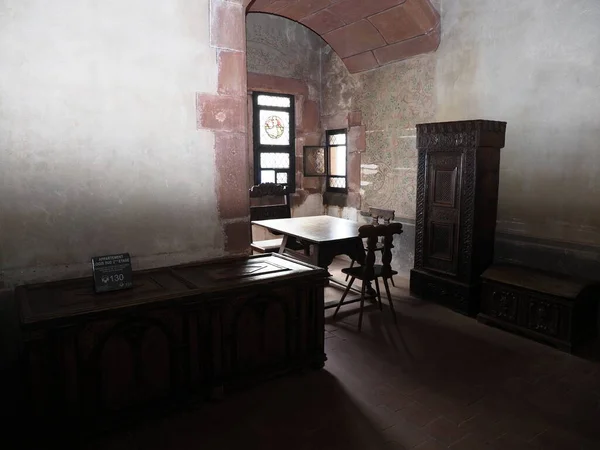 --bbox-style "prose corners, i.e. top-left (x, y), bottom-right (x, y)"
top-left (251, 238), bottom-right (283, 253)
top-left (341, 264), bottom-right (398, 280)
